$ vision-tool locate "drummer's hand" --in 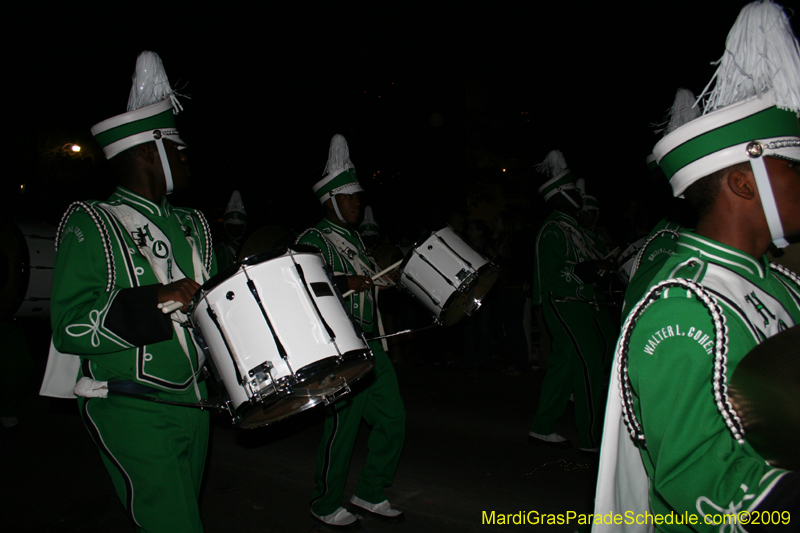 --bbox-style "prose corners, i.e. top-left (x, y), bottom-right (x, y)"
top-left (347, 275), bottom-right (374, 293)
top-left (158, 279), bottom-right (201, 310)
top-left (379, 272), bottom-right (399, 287)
